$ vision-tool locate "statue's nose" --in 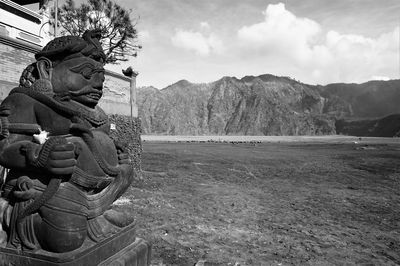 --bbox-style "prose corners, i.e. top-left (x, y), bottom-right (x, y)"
top-left (93, 71), bottom-right (105, 90)
top-left (100, 71), bottom-right (105, 82)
